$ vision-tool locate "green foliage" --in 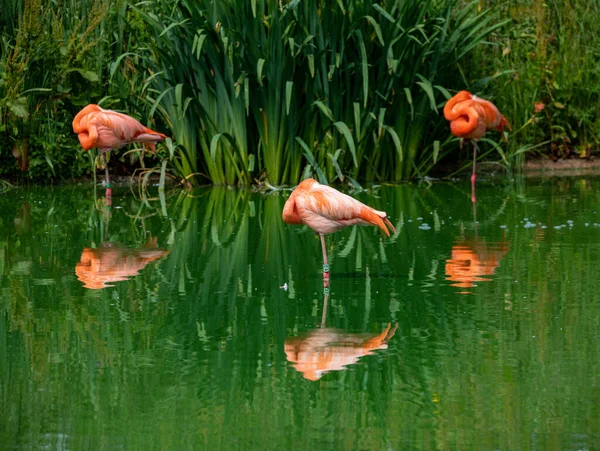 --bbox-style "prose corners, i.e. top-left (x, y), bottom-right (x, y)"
top-left (466, 0), bottom-right (600, 166)
top-left (138, 0), bottom-right (503, 185)
top-left (9, 0), bottom-right (592, 185)
top-left (0, 0), bottom-right (166, 182)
